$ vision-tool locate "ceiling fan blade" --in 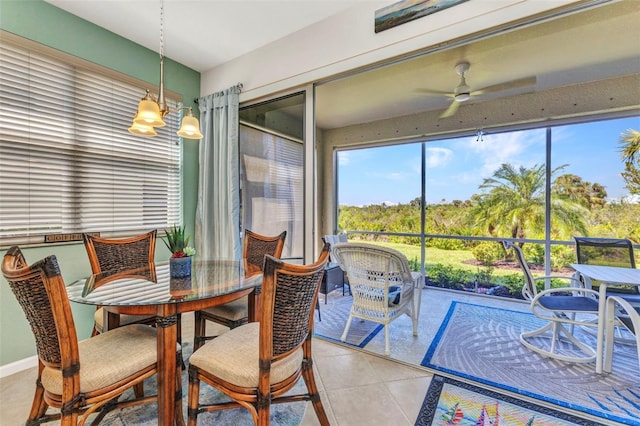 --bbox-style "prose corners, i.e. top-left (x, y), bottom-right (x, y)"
top-left (439, 100), bottom-right (460, 118)
top-left (415, 88), bottom-right (454, 97)
top-left (472, 76), bottom-right (537, 96)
